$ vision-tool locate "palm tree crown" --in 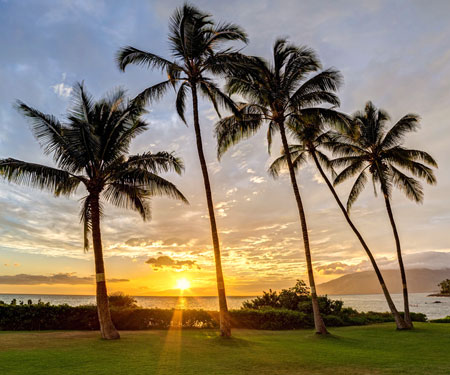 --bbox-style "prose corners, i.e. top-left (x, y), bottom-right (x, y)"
top-left (0, 83), bottom-right (187, 250)
top-left (117, 3), bottom-right (247, 120)
top-left (216, 38), bottom-right (344, 156)
top-left (332, 101), bottom-right (437, 210)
